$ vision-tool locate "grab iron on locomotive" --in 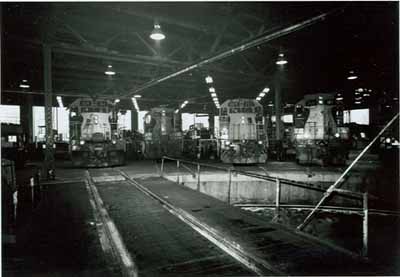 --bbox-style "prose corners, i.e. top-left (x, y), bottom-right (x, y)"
top-left (69, 98), bottom-right (126, 167)
top-left (292, 93), bottom-right (350, 166)
top-left (219, 98), bottom-right (268, 164)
